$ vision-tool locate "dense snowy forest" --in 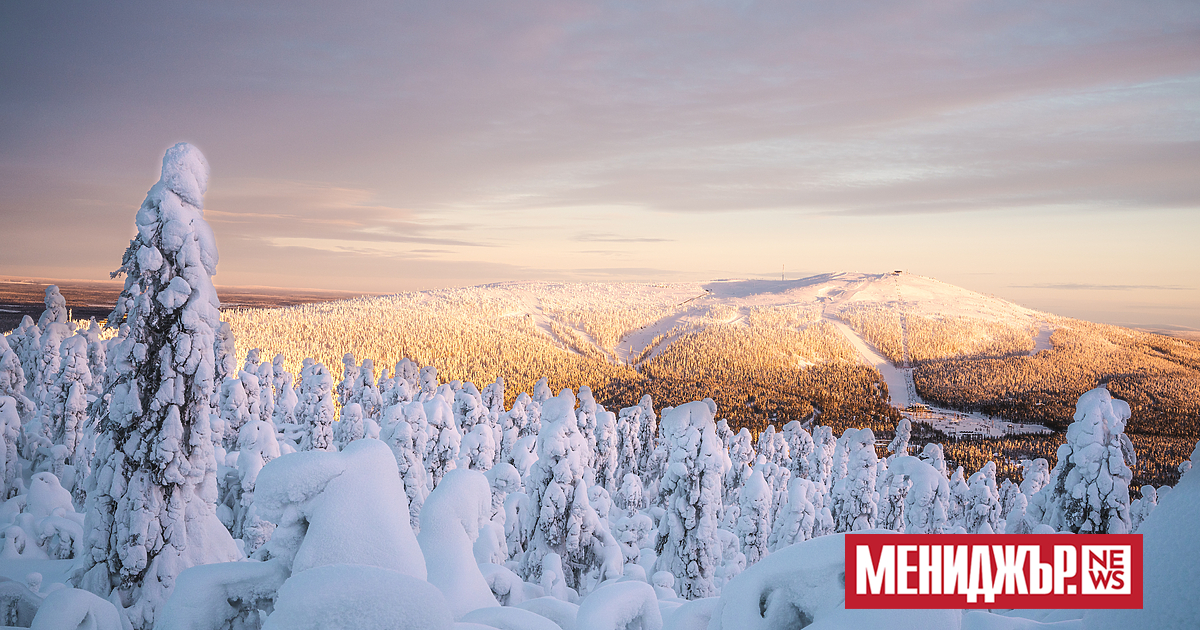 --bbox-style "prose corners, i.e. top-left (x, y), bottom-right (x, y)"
top-left (0, 144), bottom-right (1197, 629)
